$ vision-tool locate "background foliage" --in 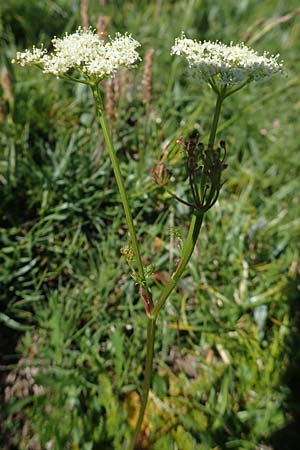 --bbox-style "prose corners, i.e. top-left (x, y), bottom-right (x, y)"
top-left (1, 1), bottom-right (299, 449)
